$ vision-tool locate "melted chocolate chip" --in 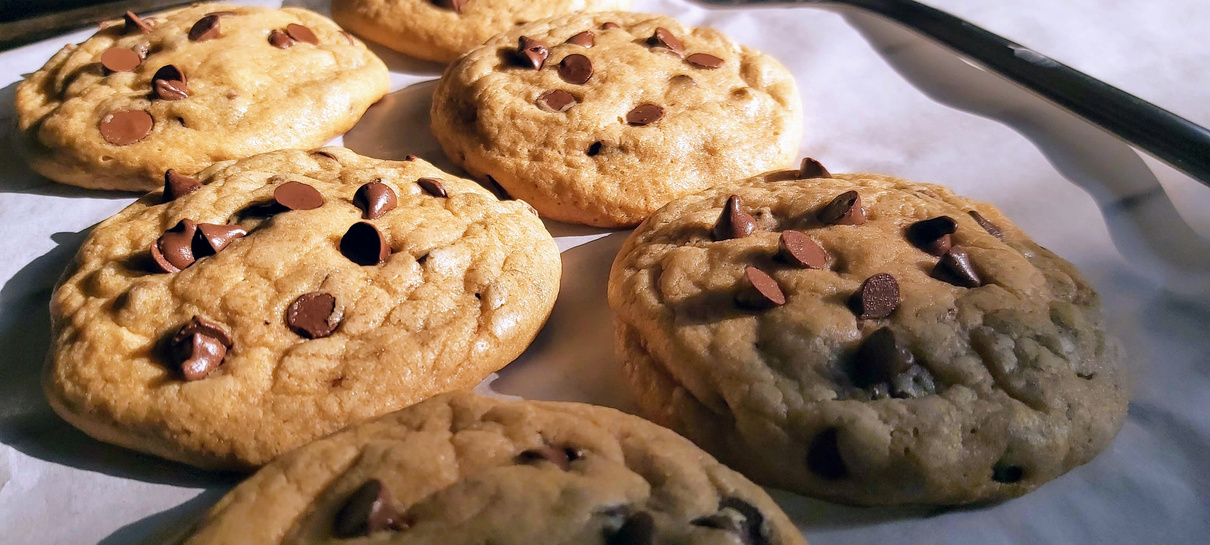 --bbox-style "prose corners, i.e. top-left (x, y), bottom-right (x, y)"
top-left (969, 210), bottom-right (1005, 239)
top-left (853, 327), bottom-right (914, 387)
top-left (566, 30), bottom-right (594, 47)
top-left (798, 157), bottom-right (831, 179)
top-left (685, 53), bottom-right (723, 69)
top-left (608, 511), bottom-right (655, 545)
top-left (340, 222), bottom-right (391, 265)
top-left (194, 223), bottom-right (247, 255)
top-left (273, 181), bottom-right (324, 211)
top-left (124, 11), bottom-right (152, 34)
top-left (334, 479), bottom-right (407, 538)
top-left (806, 428), bottom-right (848, 480)
top-left (151, 219), bottom-right (198, 272)
top-left (99, 109), bottom-right (153, 145)
top-left (353, 181), bottom-right (397, 219)
top-left (851, 273), bottom-right (899, 319)
top-left (906, 216), bottom-right (956, 256)
top-left (152, 64), bottom-right (189, 100)
top-left (268, 29), bottom-right (295, 48)
top-left (417, 178), bottom-right (448, 198)
top-left (188, 14), bottom-right (220, 42)
top-left (153, 63), bottom-right (187, 85)
top-left (625, 103), bottom-right (663, 126)
top-left (536, 89), bottom-right (576, 112)
top-left (934, 246), bottom-right (982, 288)
top-left (712, 195), bottom-right (756, 241)
top-left (163, 169), bottom-right (200, 202)
top-left (287, 292), bottom-right (341, 338)
top-left (517, 36), bottom-right (548, 69)
top-left (558, 54), bottom-right (593, 84)
top-left (100, 47), bottom-right (140, 72)
top-left (778, 230), bottom-right (827, 269)
top-left (649, 27), bottom-right (683, 52)
top-left (286, 23), bottom-right (318, 45)
top-left (818, 190), bottom-right (866, 225)
top-left (170, 316), bottom-right (232, 381)
top-left (736, 266), bottom-right (785, 310)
